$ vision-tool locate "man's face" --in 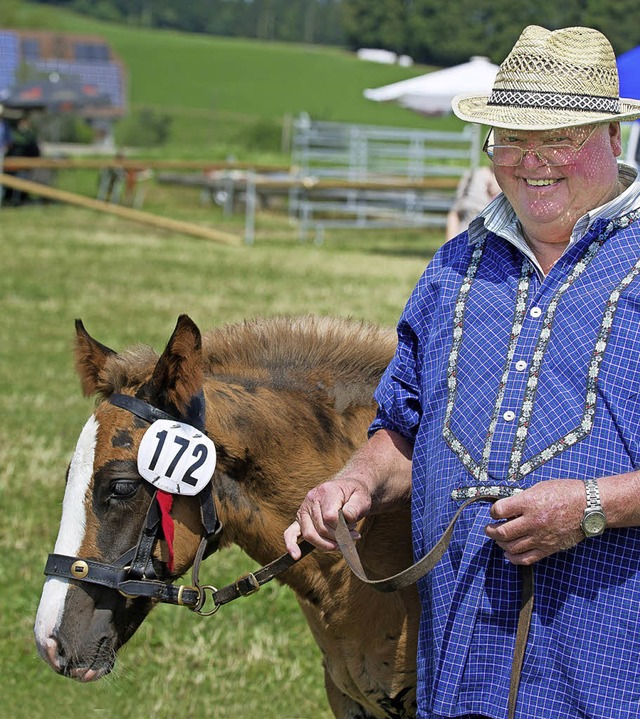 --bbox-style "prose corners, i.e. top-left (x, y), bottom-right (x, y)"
top-left (491, 122), bottom-right (622, 241)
